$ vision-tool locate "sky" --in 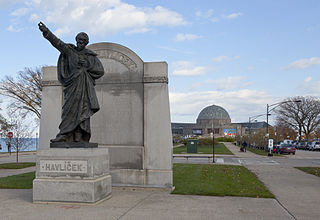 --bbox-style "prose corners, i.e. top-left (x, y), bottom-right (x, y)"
top-left (0, 0), bottom-right (320, 125)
